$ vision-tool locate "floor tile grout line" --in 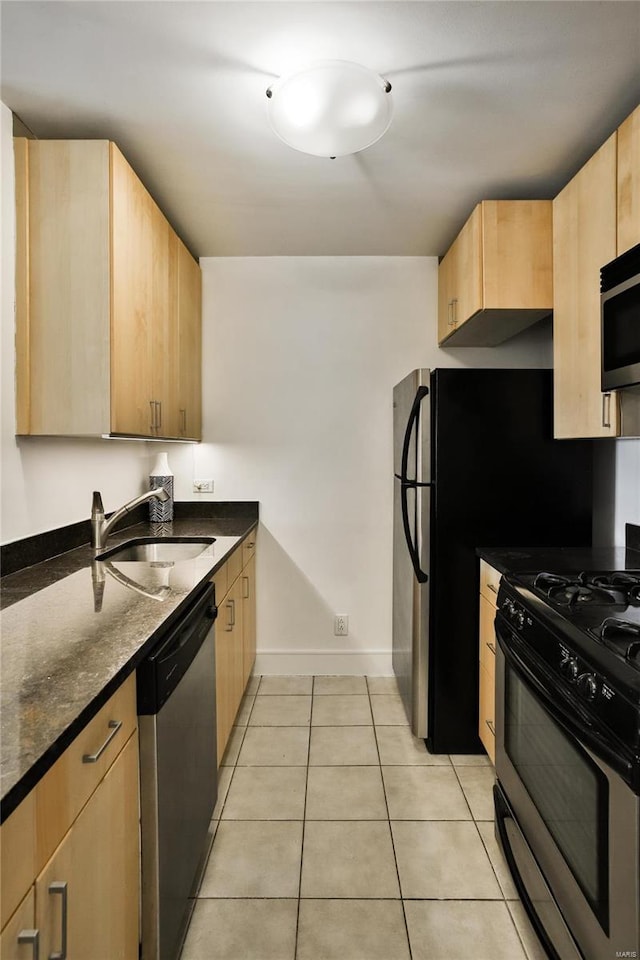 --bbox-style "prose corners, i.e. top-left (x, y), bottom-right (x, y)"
top-left (366, 674), bottom-right (414, 960)
top-left (293, 682), bottom-right (314, 960)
